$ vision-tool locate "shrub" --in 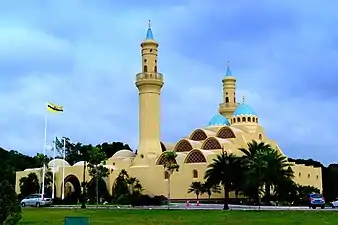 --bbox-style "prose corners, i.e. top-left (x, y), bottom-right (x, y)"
top-left (0, 181), bottom-right (22, 225)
